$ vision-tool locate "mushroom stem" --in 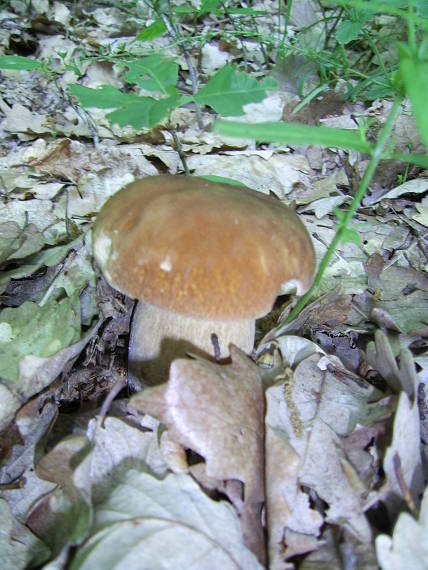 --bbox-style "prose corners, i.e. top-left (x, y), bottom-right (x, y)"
top-left (128, 300), bottom-right (255, 386)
